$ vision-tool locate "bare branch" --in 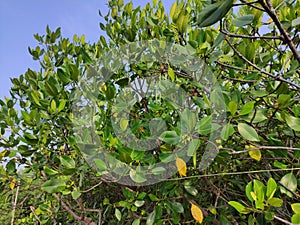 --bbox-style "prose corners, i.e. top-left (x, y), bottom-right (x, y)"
top-left (274, 215), bottom-right (298, 225)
